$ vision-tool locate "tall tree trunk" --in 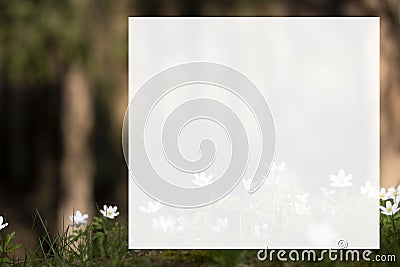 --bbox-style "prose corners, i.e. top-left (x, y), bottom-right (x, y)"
top-left (58, 63), bottom-right (94, 229)
top-left (377, 0), bottom-right (400, 187)
top-left (344, 0), bottom-right (400, 187)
